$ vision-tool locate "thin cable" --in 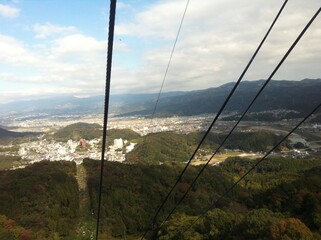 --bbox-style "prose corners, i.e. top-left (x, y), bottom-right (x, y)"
top-left (150, 0), bottom-right (190, 119)
top-left (141, 0), bottom-right (190, 236)
top-left (140, 0), bottom-right (190, 164)
top-left (181, 102), bottom-right (321, 234)
top-left (158, 4), bottom-right (320, 228)
top-left (141, 1), bottom-right (288, 238)
top-left (96, 0), bottom-right (117, 239)
top-left (141, 0), bottom-right (190, 139)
